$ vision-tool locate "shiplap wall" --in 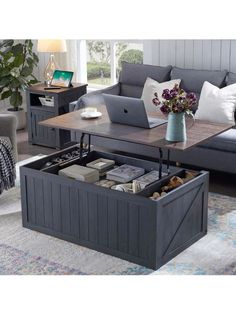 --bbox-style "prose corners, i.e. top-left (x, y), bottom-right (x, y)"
top-left (143, 40), bottom-right (236, 72)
